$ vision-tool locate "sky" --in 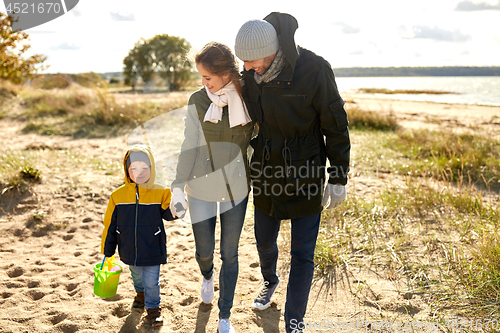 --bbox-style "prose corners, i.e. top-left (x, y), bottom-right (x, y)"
top-left (2, 0), bottom-right (500, 73)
